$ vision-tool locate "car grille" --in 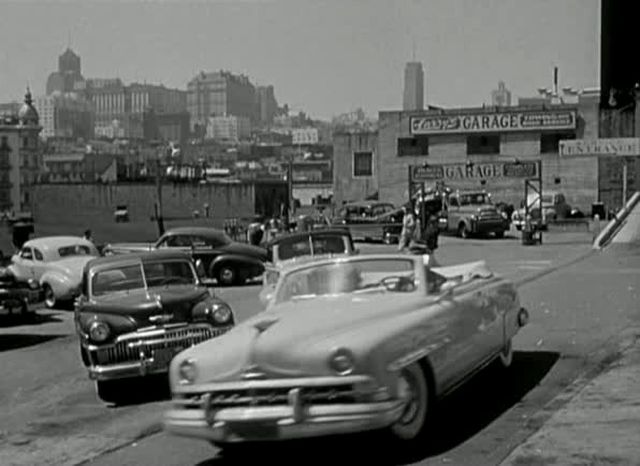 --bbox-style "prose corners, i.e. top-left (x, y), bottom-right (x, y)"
top-left (477, 210), bottom-right (502, 222)
top-left (92, 325), bottom-right (230, 365)
top-left (178, 384), bottom-right (358, 409)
